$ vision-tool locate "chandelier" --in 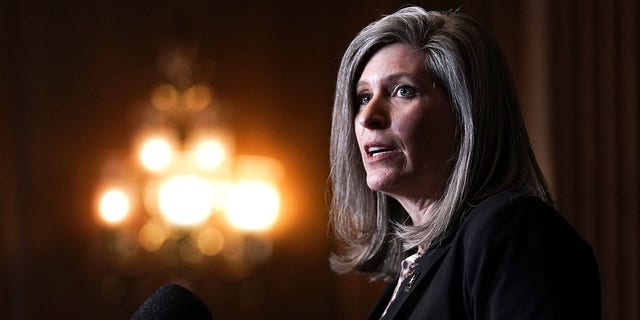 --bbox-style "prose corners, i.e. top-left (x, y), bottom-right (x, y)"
top-left (93, 46), bottom-right (283, 277)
